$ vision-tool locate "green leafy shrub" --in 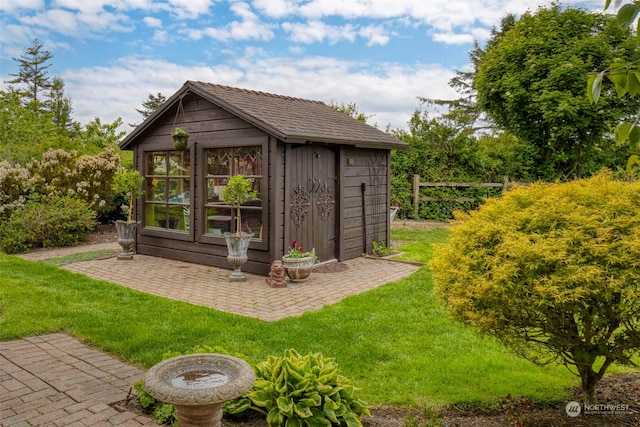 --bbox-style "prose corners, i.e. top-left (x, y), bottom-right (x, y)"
top-left (227, 349), bottom-right (371, 427)
top-left (0, 196), bottom-right (96, 253)
top-left (430, 170), bottom-right (640, 404)
top-left (417, 185), bottom-right (502, 221)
